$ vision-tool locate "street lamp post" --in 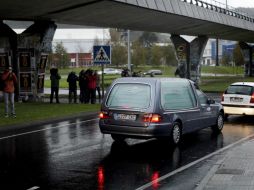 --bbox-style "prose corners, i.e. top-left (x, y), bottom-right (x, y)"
top-left (127, 29), bottom-right (131, 74)
top-left (61, 53), bottom-right (63, 68)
